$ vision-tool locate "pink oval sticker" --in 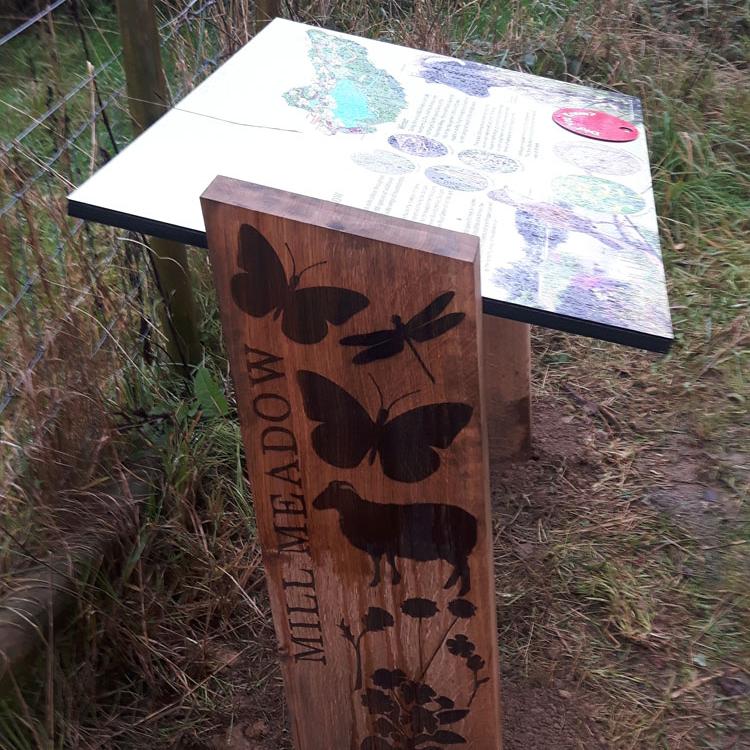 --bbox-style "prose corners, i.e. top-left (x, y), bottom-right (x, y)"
top-left (552, 108), bottom-right (639, 142)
